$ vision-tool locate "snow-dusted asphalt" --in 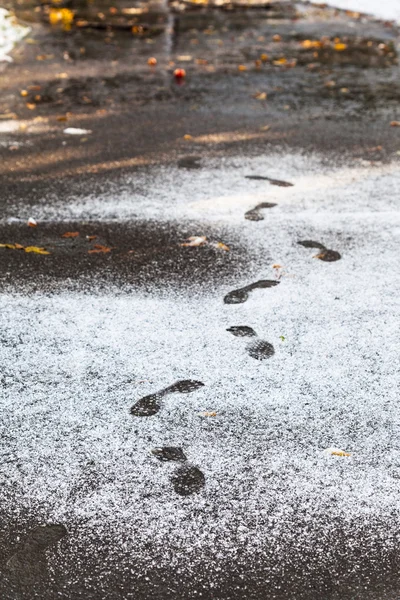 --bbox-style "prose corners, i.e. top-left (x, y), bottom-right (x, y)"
top-left (1, 150), bottom-right (399, 598)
